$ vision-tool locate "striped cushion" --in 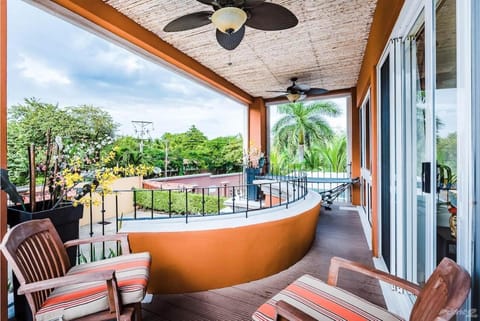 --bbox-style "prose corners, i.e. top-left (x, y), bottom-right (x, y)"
top-left (252, 274), bottom-right (404, 321)
top-left (35, 252), bottom-right (151, 321)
